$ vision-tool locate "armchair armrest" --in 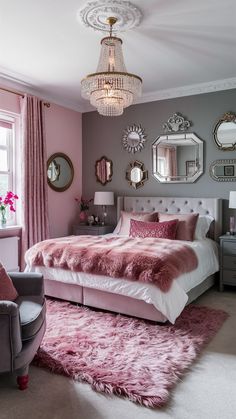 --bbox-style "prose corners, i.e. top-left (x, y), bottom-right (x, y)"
top-left (9, 272), bottom-right (44, 302)
top-left (0, 300), bottom-right (18, 316)
top-left (0, 301), bottom-right (22, 372)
